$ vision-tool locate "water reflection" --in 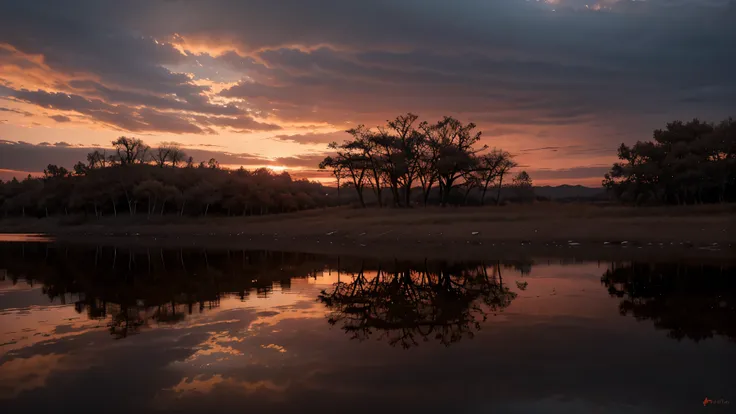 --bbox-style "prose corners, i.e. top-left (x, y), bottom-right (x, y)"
top-left (2, 242), bottom-right (736, 413)
top-left (318, 262), bottom-right (516, 348)
top-left (2, 243), bottom-right (735, 345)
top-left (0, 243), bottom-right (325, 339)
top-left (601, 262), bottom-right (736, 342)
